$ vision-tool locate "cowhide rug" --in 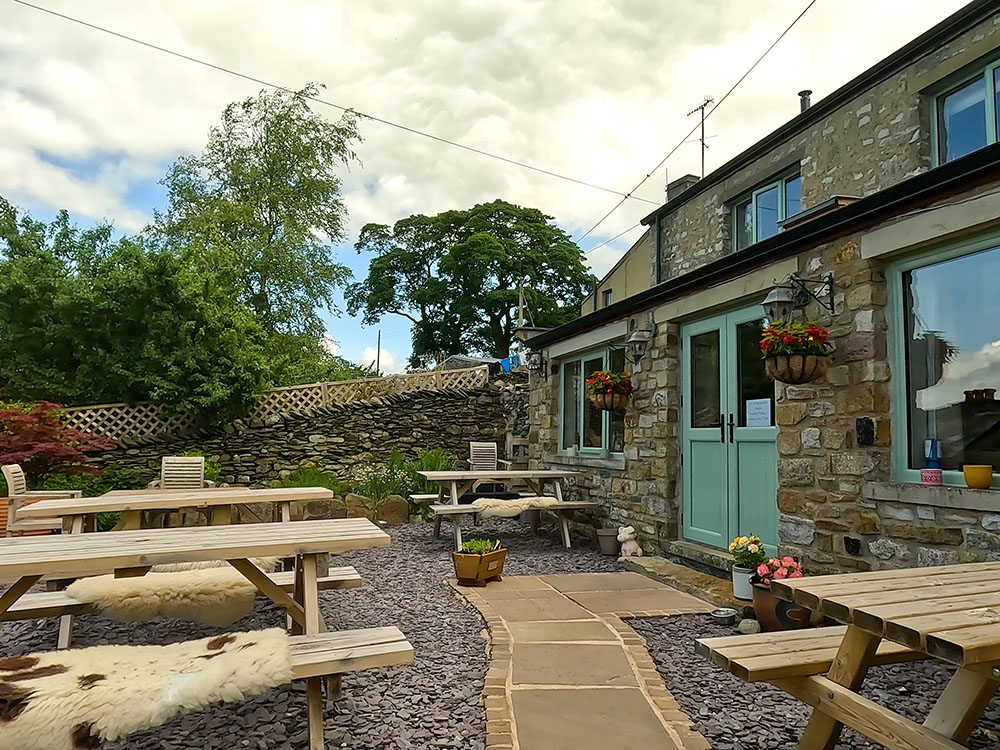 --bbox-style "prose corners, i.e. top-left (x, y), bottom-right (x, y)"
top-left (0, 628), bottom-right (291, 750)
top-left (468, 496), bottom-right (563, 518)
